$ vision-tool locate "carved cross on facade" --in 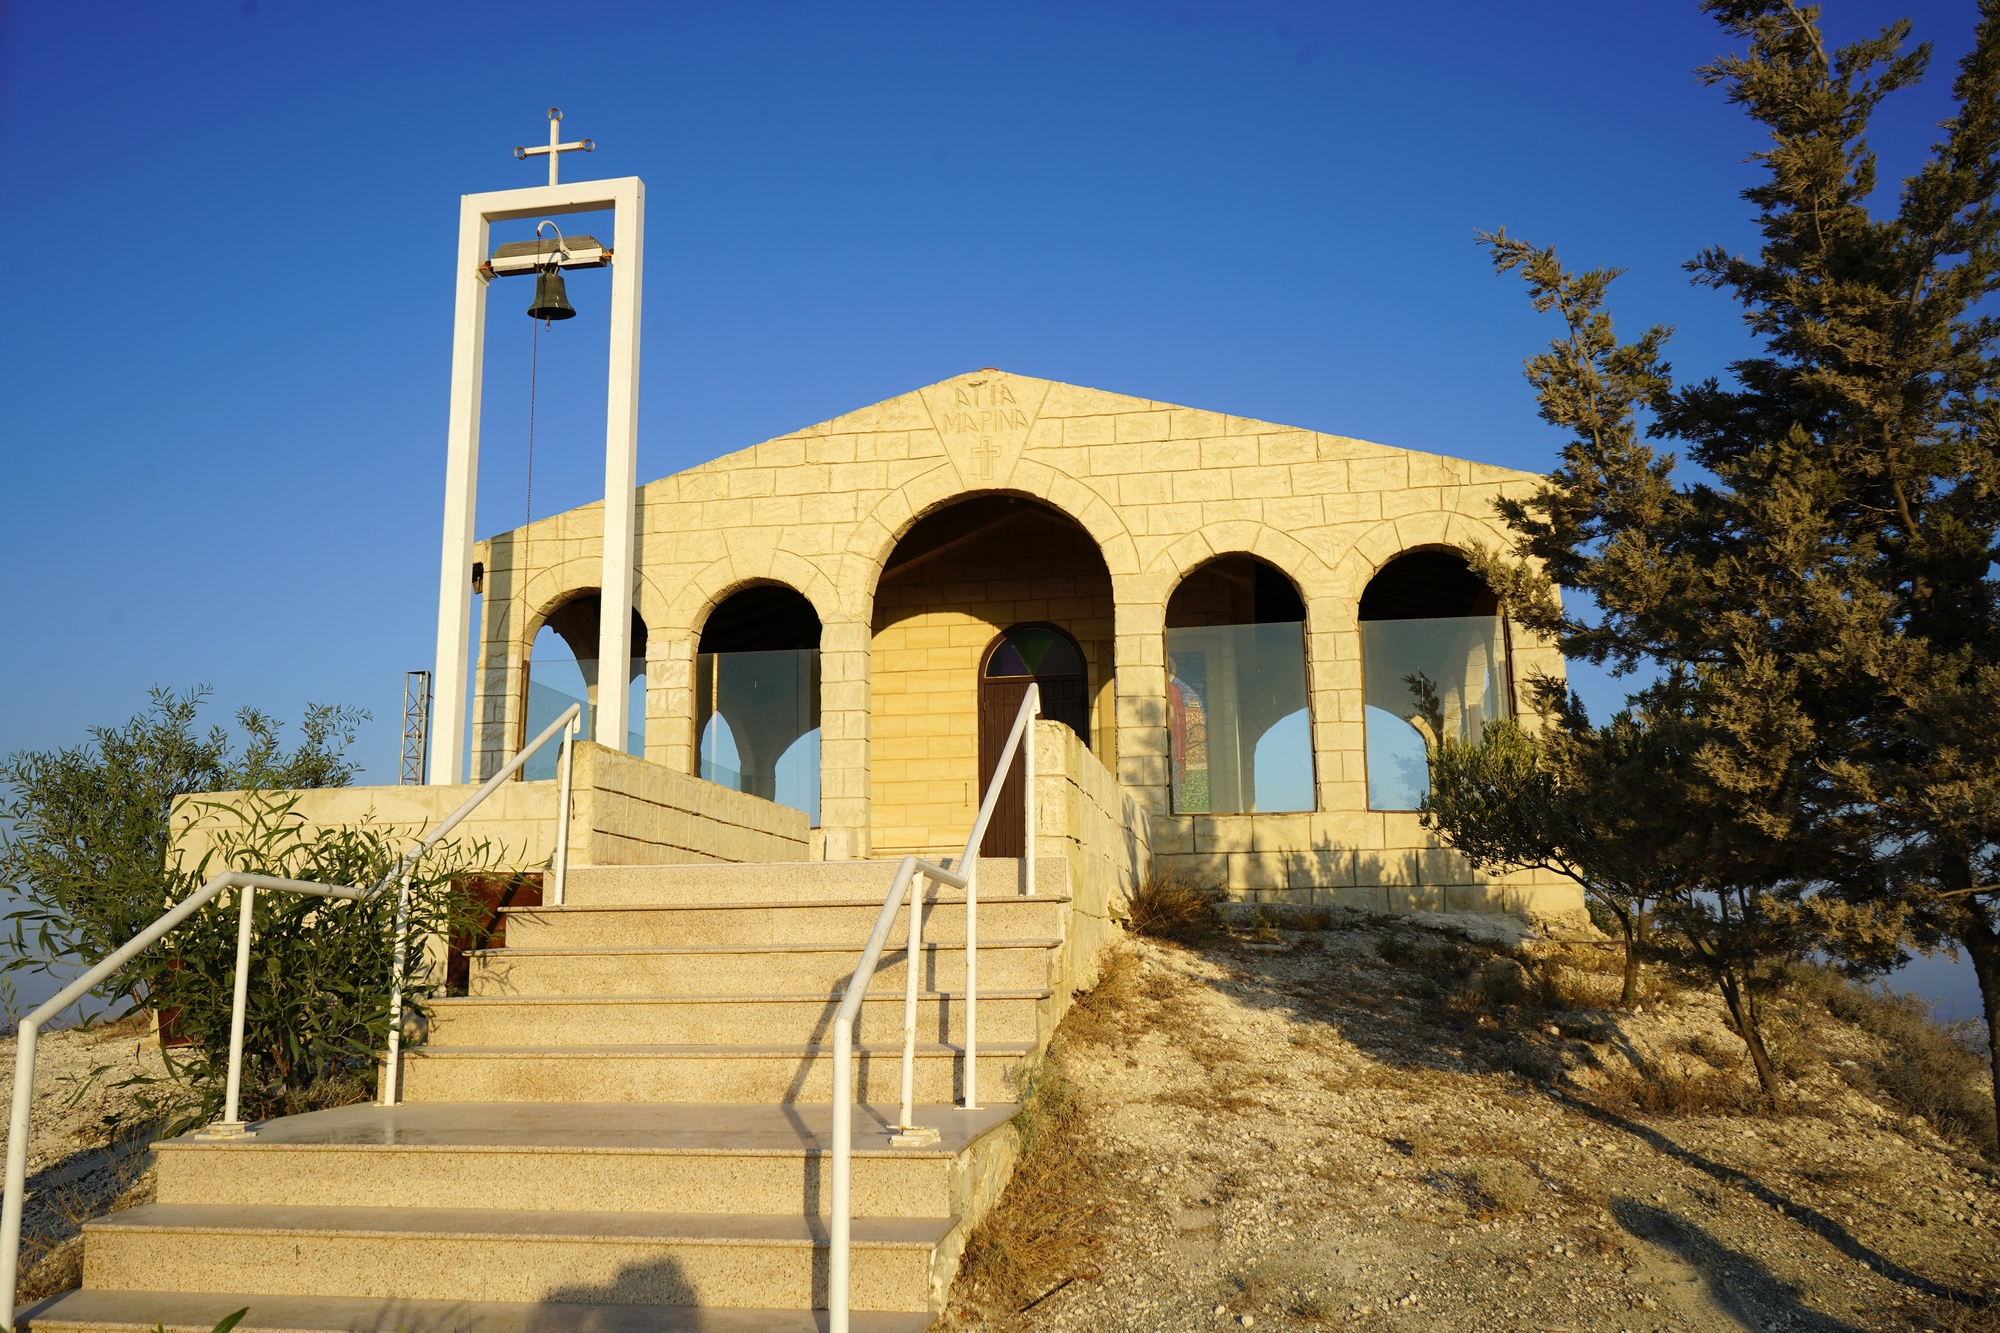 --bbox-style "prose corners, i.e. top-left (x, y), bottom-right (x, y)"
top-left (515, 107), bottom-right (595, 186)
top-left (972, 435), bottom-right (1000, 480)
